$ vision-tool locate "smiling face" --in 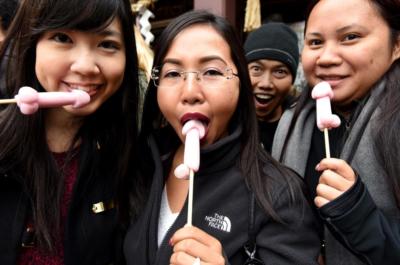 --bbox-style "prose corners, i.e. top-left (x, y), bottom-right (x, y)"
top-left (248, 59), bottom-right (293, 122)
top-left (156, 24), bottom-right (240, 146)
top-left (302, 0), bottom-right (400, 110)
top-left (35, 18), bottom-right (126, 117)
